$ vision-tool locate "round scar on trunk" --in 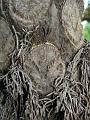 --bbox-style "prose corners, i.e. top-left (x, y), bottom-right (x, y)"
top-left (0, 17), bottom-right (15, 71)
top-left (62, 0), bottom-right (84, 49)
top-left (9, 0), bottom-right (50, 27)
top-left (24, 42), bottom-right (65, 95)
